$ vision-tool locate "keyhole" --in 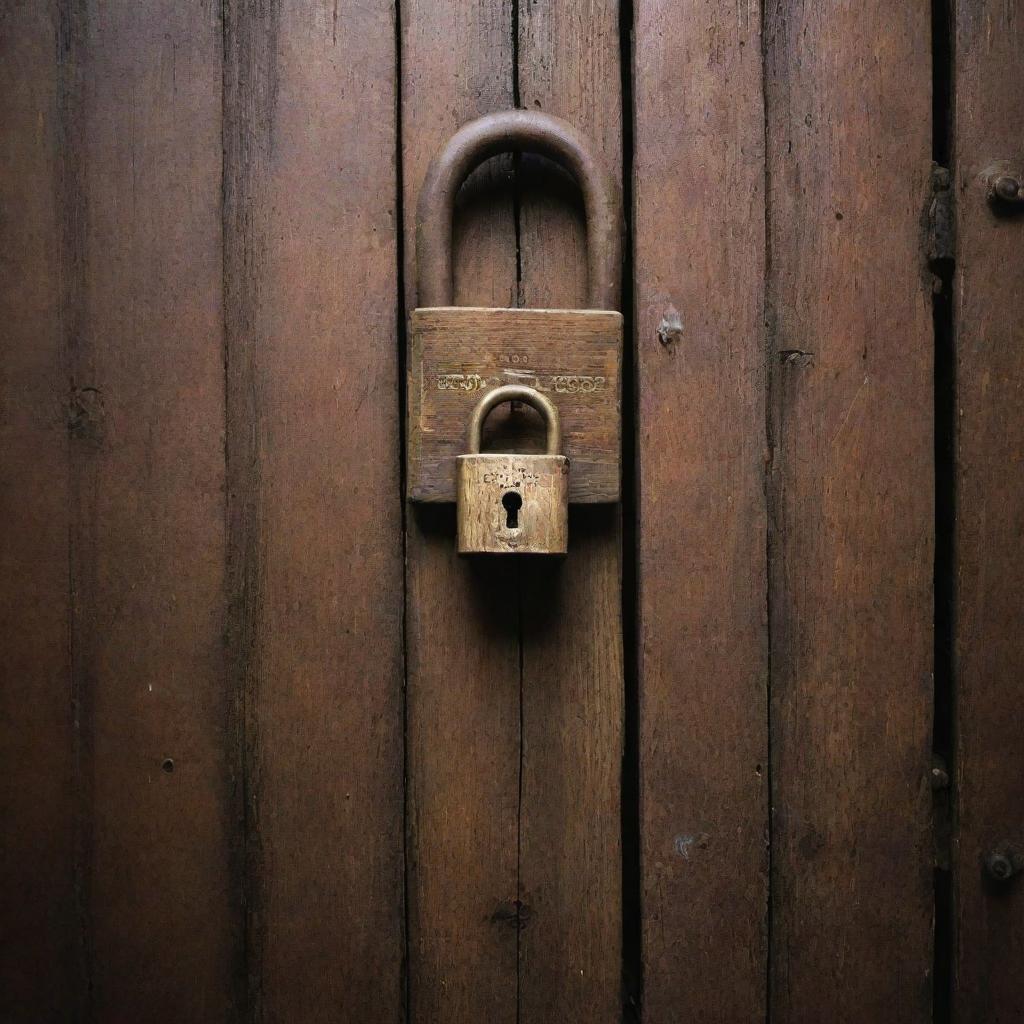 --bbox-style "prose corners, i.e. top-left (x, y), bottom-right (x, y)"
top-left (501, 490), bottom-right (522, 530)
